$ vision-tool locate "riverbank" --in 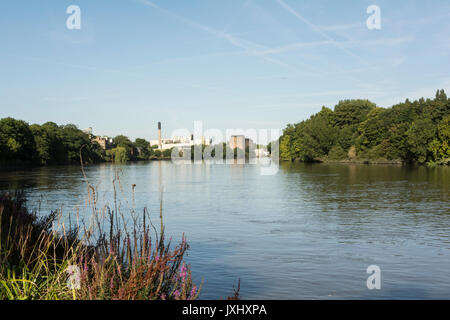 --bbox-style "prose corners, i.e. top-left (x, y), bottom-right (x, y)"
top-left (0, 191), bottom-right (201, 300)
top-left (284, 157), bottom-right (450, 166)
